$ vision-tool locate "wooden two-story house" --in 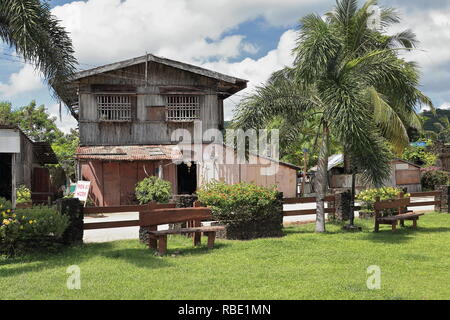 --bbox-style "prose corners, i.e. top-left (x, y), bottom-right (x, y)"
top-left (56, 54), bottom-right (299, 206)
